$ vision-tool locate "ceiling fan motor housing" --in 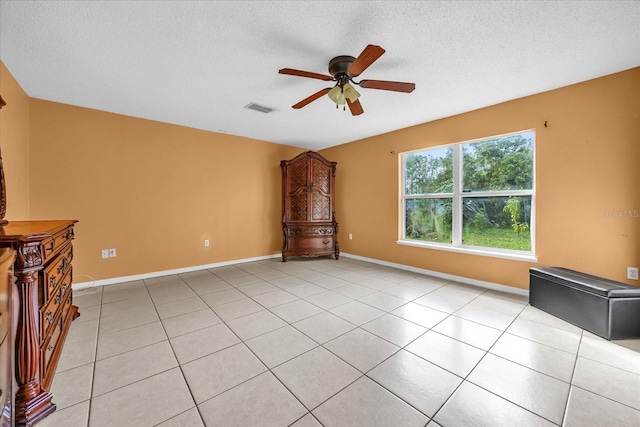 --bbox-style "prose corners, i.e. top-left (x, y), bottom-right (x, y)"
top-left (329, 55), bottom-right (357, 78)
